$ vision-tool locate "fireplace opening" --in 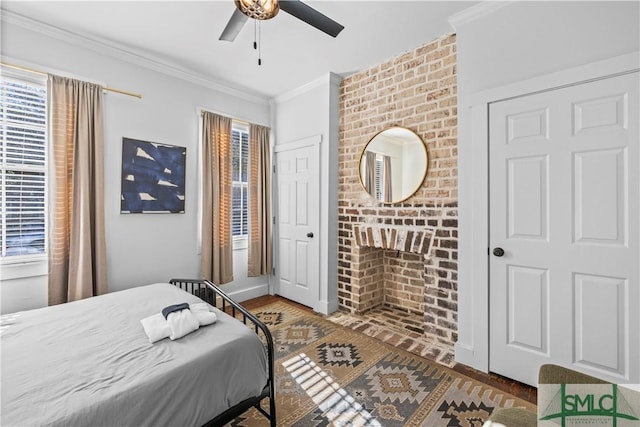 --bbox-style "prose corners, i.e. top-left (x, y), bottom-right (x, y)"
top-left (354, 247), bottom-right (425, 333)
top-left (350, 224), bottom-right (433, 336)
